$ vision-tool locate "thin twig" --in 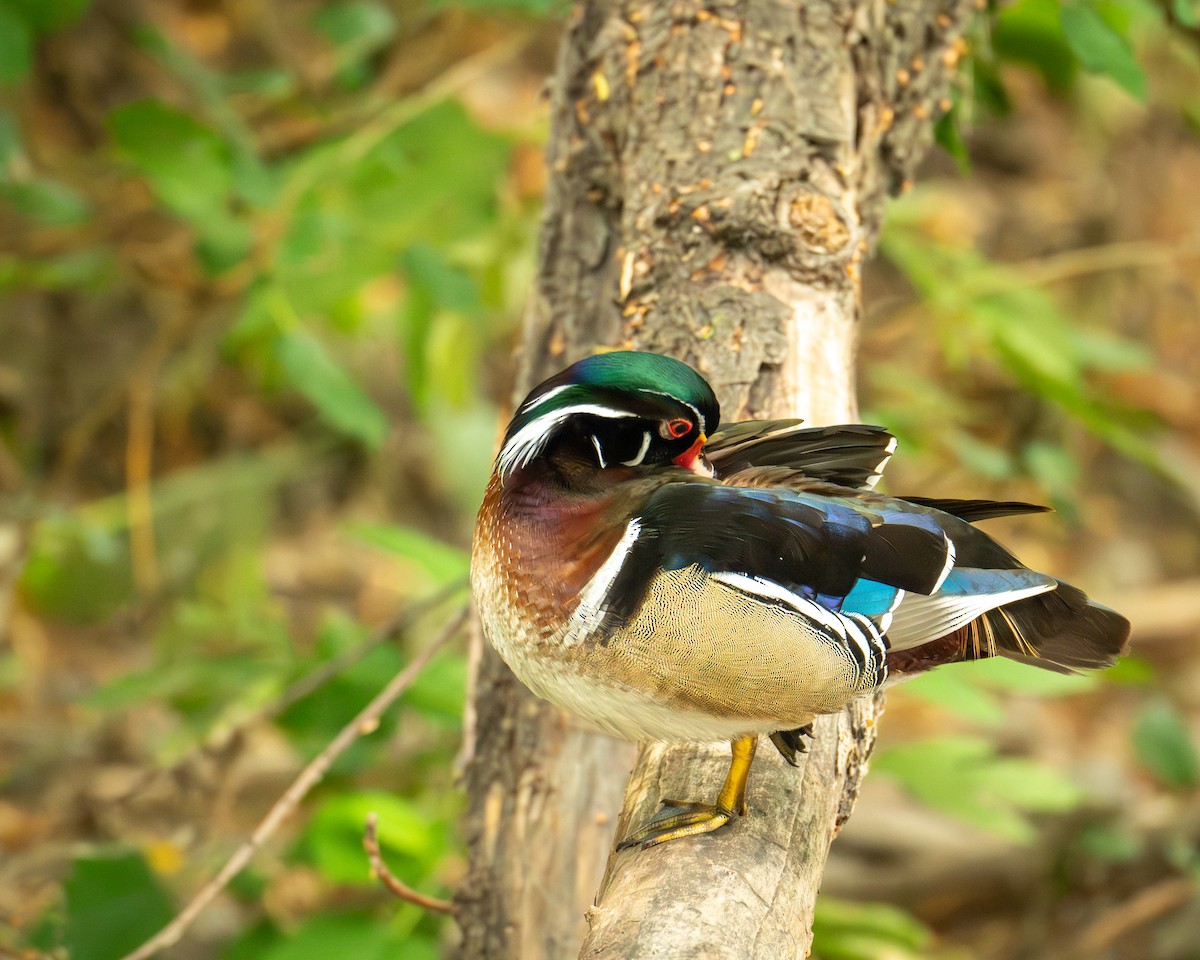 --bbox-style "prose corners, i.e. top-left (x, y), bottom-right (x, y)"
top-left (964, 238), bottom-right (1200, 297)
top-left (117, 581), bottom-right (467, 804)
top-left (118, 604), bottom-right (470, 960)
top-left (259, 579), bottom-right (468, 724)
top-left (363, 812), bottom-right (455, 914)
top-left (1073, 875), bottom-right (1196, 956)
